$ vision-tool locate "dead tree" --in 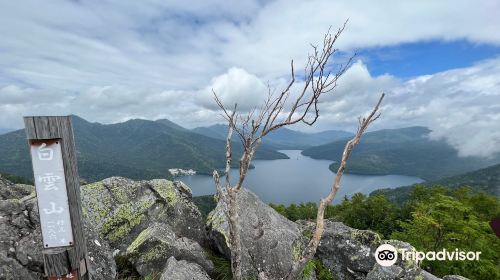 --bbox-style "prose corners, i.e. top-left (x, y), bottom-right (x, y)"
top-left (287, 93), bottom-right (384, 279)
top-left (212, 21), bottom-right (384, 279)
